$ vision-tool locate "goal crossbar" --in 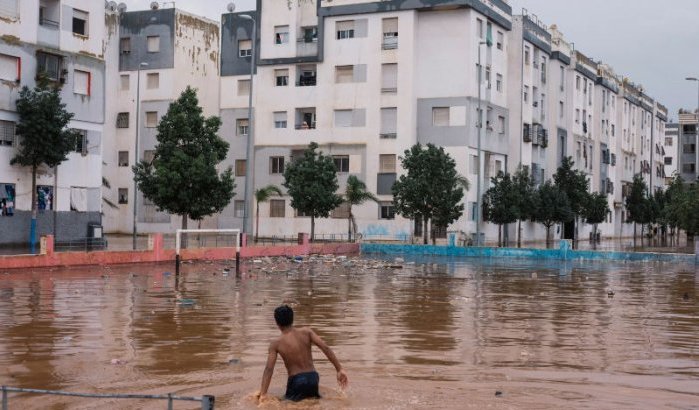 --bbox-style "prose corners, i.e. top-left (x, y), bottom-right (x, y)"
top-left (175, 229), bottom-right (241, 256)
